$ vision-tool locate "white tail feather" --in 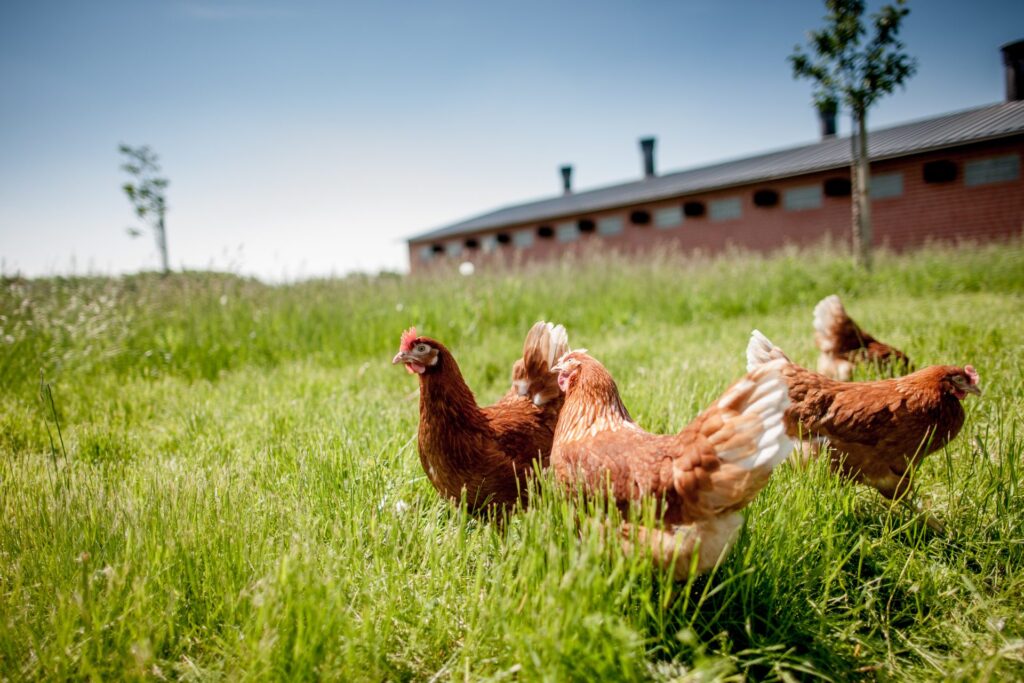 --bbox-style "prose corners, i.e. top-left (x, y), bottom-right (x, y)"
top-left (746, 329), bottom-right (789, 372)
top-left (717, 358), bottom-right (793, 472)
top-left (545, 322), bottom-right (569, 369)
top-left (519, 321), bottom-right (571, 406)
top-left (813, 295), bottom-right (845, 353)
